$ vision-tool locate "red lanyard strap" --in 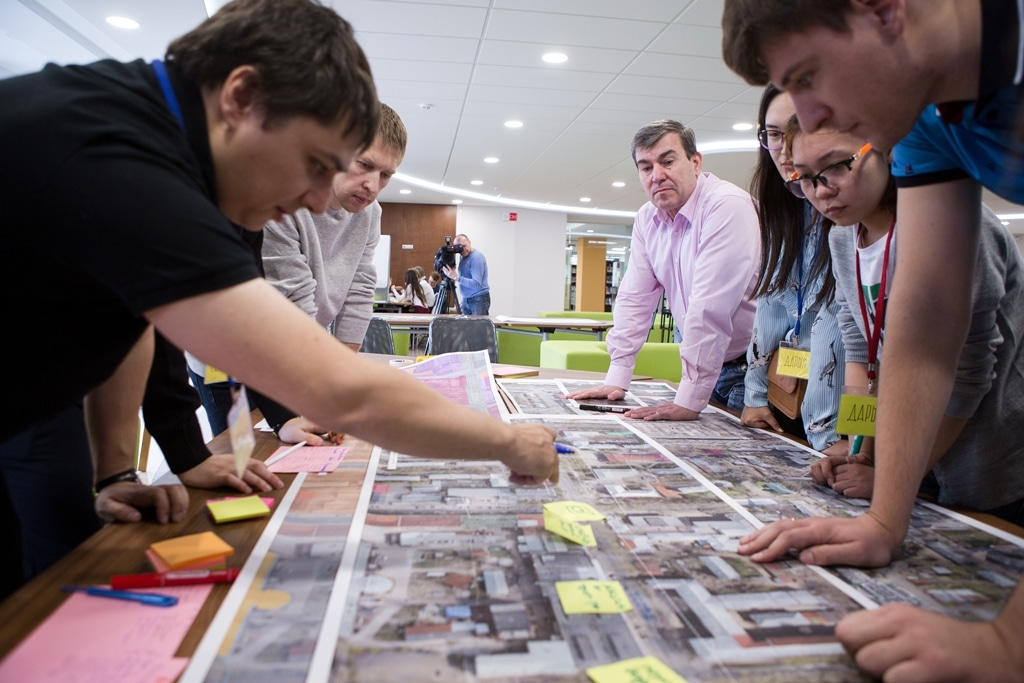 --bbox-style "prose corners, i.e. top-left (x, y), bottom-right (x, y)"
top-left (854, 217), bottom-right (896, 389)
